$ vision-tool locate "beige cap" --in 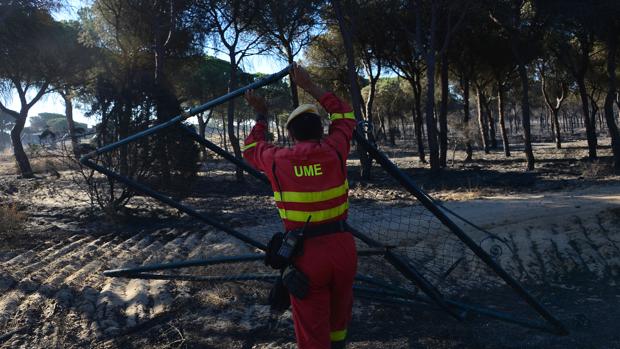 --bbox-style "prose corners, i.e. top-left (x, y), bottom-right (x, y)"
top-left (285, 103), bottom-right (320, 128)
